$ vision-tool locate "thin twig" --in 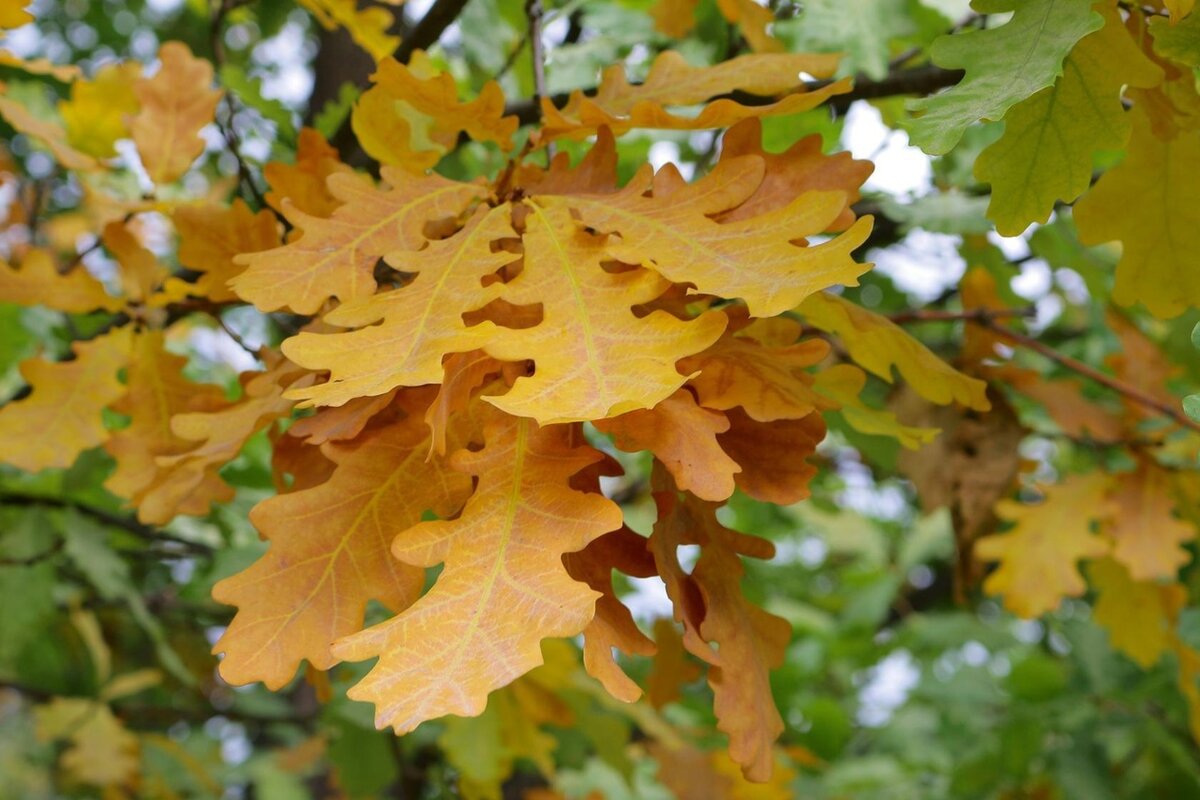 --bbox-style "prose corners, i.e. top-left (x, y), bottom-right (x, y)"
top-left (210, 0), bottom-right (272, 214)
top-left (525, 0), bottom-right (554, 160)
top-left (888, 307), bottom-right (1034, 325)
top-left (0, 492), bottom-right (214, 554)
top-left (970, 316), bottom-right (1200, 434)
